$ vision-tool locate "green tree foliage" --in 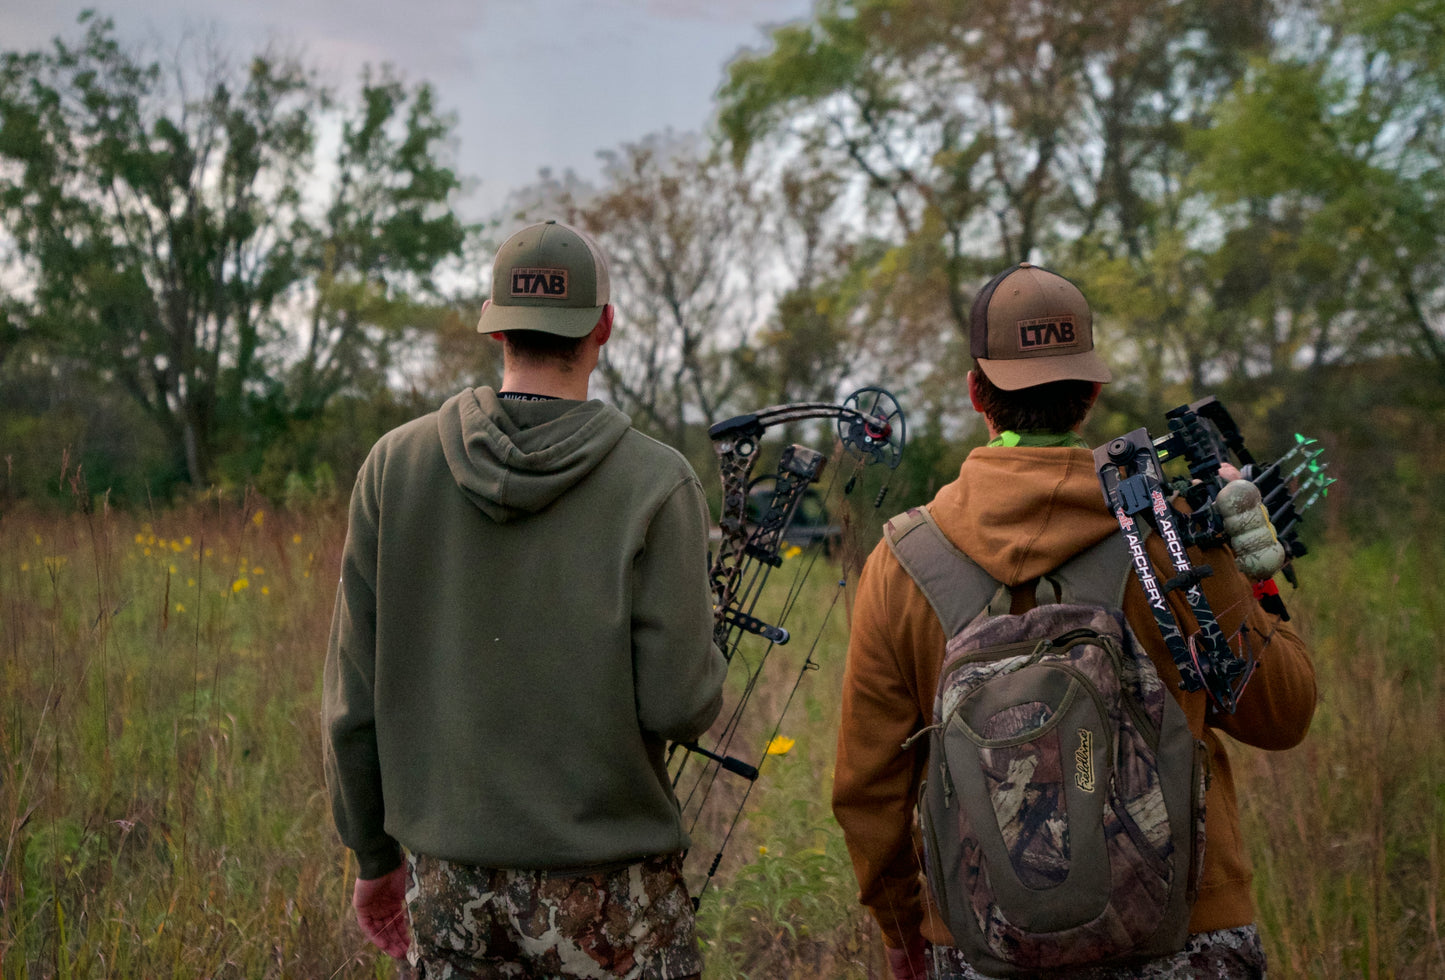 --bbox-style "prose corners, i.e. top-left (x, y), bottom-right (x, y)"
top-left (717, 0), bottom-right (1275, 425)
top-left (524, 136), bottom-right (767, 455)
top-left (291, 66), bottom-right (468, 417)
top-left (1192, 0), bottom-right (1445, 380)
top-left (0, 13), bottom-right (467, 492)
top-left (732, 163), bottom-right (874, 408)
